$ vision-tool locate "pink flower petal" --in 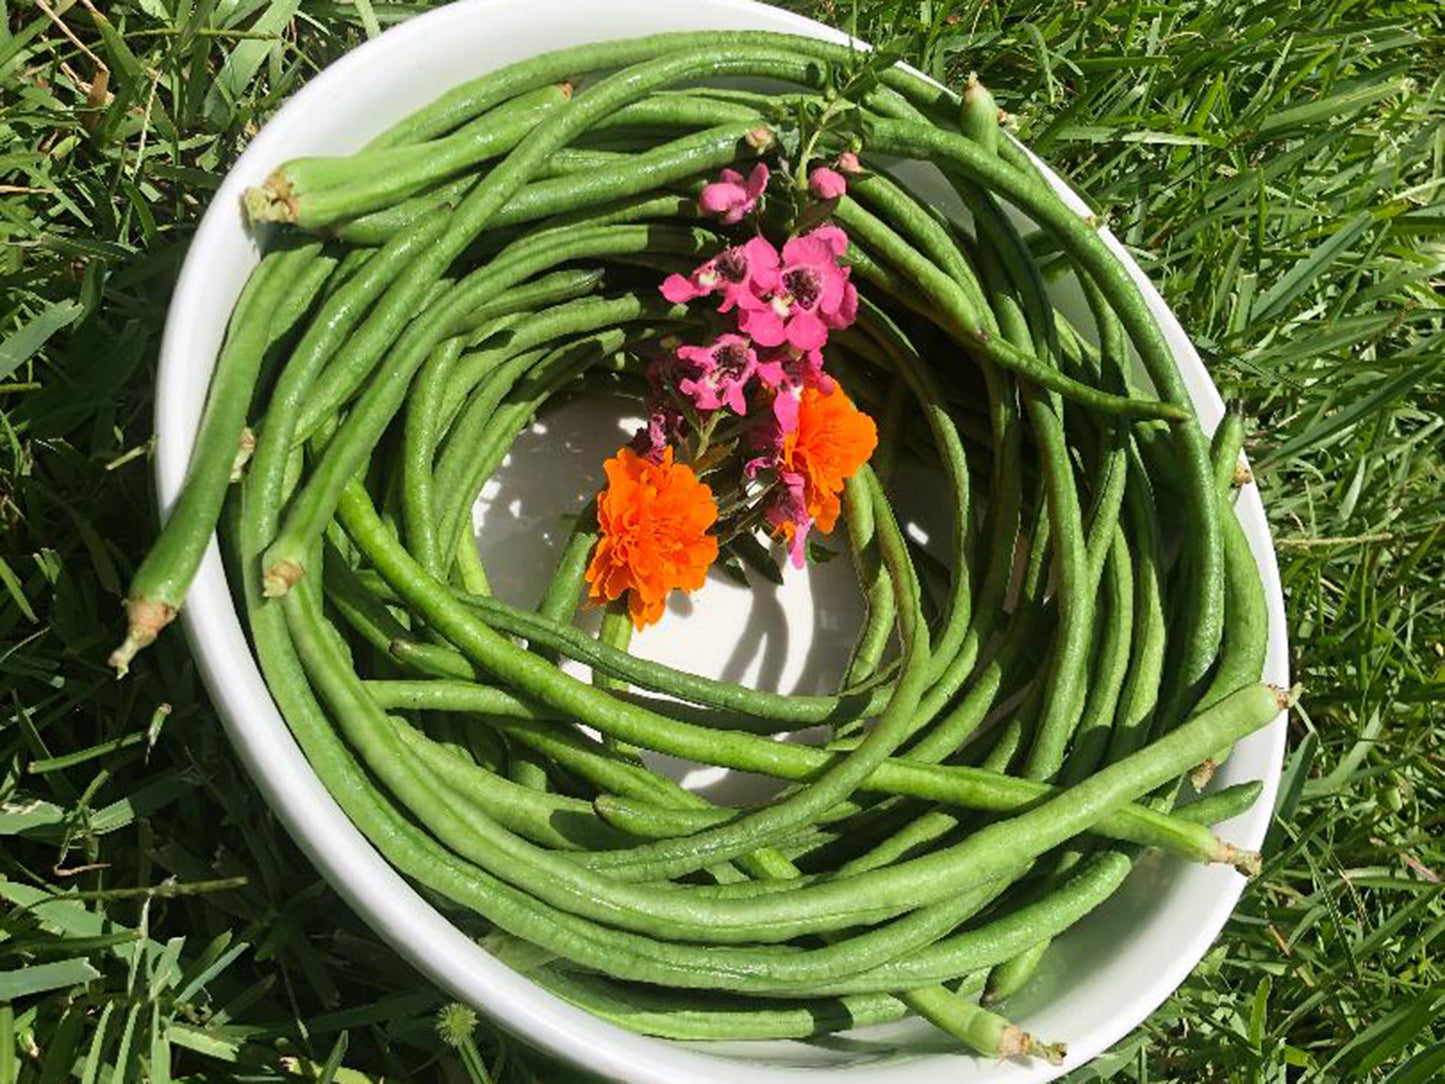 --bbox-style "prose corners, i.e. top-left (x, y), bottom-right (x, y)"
top-left (810, 224), bottom-right (850, 258)
top-left (699, 181), bottom-right (743, 215)
top-left (809, 166), bottom-right (847, 199)
top-left (742, 236), bottom-right (781, 282)
top-left (786, 308), bottom-right (829, 351)
top-left (674, 334), bottom-right (758, 416)
top-left (813, 262), bottom-right (846, 314)
top-left (825, 279), bottom-right (858, 330)
top-left (766, 470), bottom-right (812, 569)
top-left (629, 404), bottom-right (683, 463)
top-left (745, 162), bottom-right (770, 199)
top-left (723, 382), bottom-right (750, 414)
top-left (754, 357), bottom-right (788, 388)
top-left (698, 165), bottom-right (767, 224)
top-left (739, 305), bottom-right (788, 348)
top-left (661, 273), bottom-right (702, 303)
top-left (787, 521), bottom-right (810, 568)
top-left (772, 387), bottom-right (800, 434)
